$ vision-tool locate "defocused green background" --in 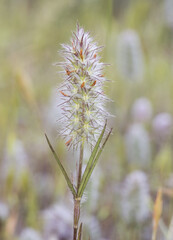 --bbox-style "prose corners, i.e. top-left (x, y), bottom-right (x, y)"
top-left (0, 0), bottom-right (173, 239)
